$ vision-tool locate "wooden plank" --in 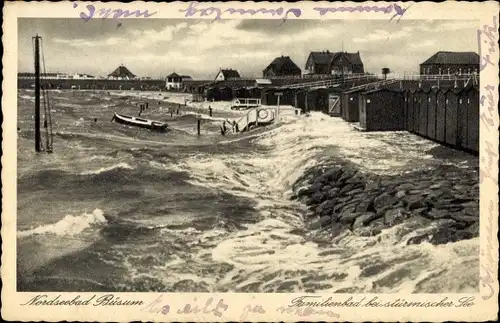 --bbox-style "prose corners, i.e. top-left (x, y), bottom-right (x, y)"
top-left (457, 92), bottom-right (468, 148)
top-left (435, 91), bottom-right (446, 142)
top-left (466, 89), bottom-right (479, 152)
top-left (427, 92), bottom-right (437, 140)
top-left (419, 92), bottom-right (428, 136)
top-left (445, 92), bottom-right (458, 146)
top-left (413, 94), bottom-right (419, 133)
